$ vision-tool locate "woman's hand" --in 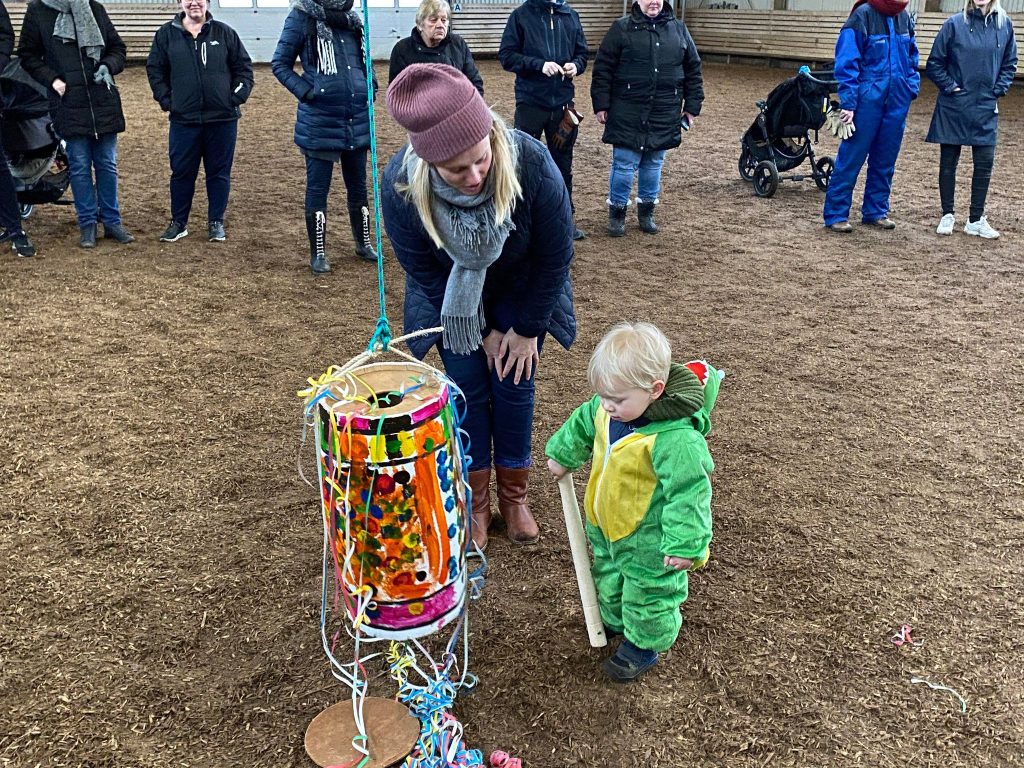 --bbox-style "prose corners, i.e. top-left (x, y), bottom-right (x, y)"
top-left (595, 110), bottom-right (608, 124)
top-left (840, 109), bottom-right (855, 124)
top-left (481, 329), bottom-right (504, 372)
top-left (52, 78), bottom-right (66, 96)
top-left (547, 458), bottom-right (569, 479)
top-left (682, 111), bottom-right (697, 127)
top-left (497, 329), bottom-right (539, 385)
